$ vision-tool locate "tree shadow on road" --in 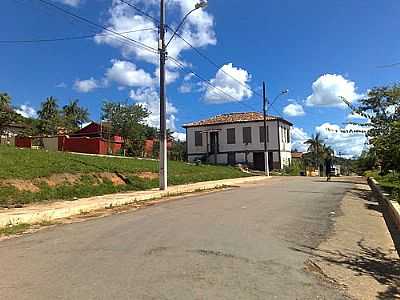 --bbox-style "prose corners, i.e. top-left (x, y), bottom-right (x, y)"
top-left (290, 240), bottom-right (400, 299)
